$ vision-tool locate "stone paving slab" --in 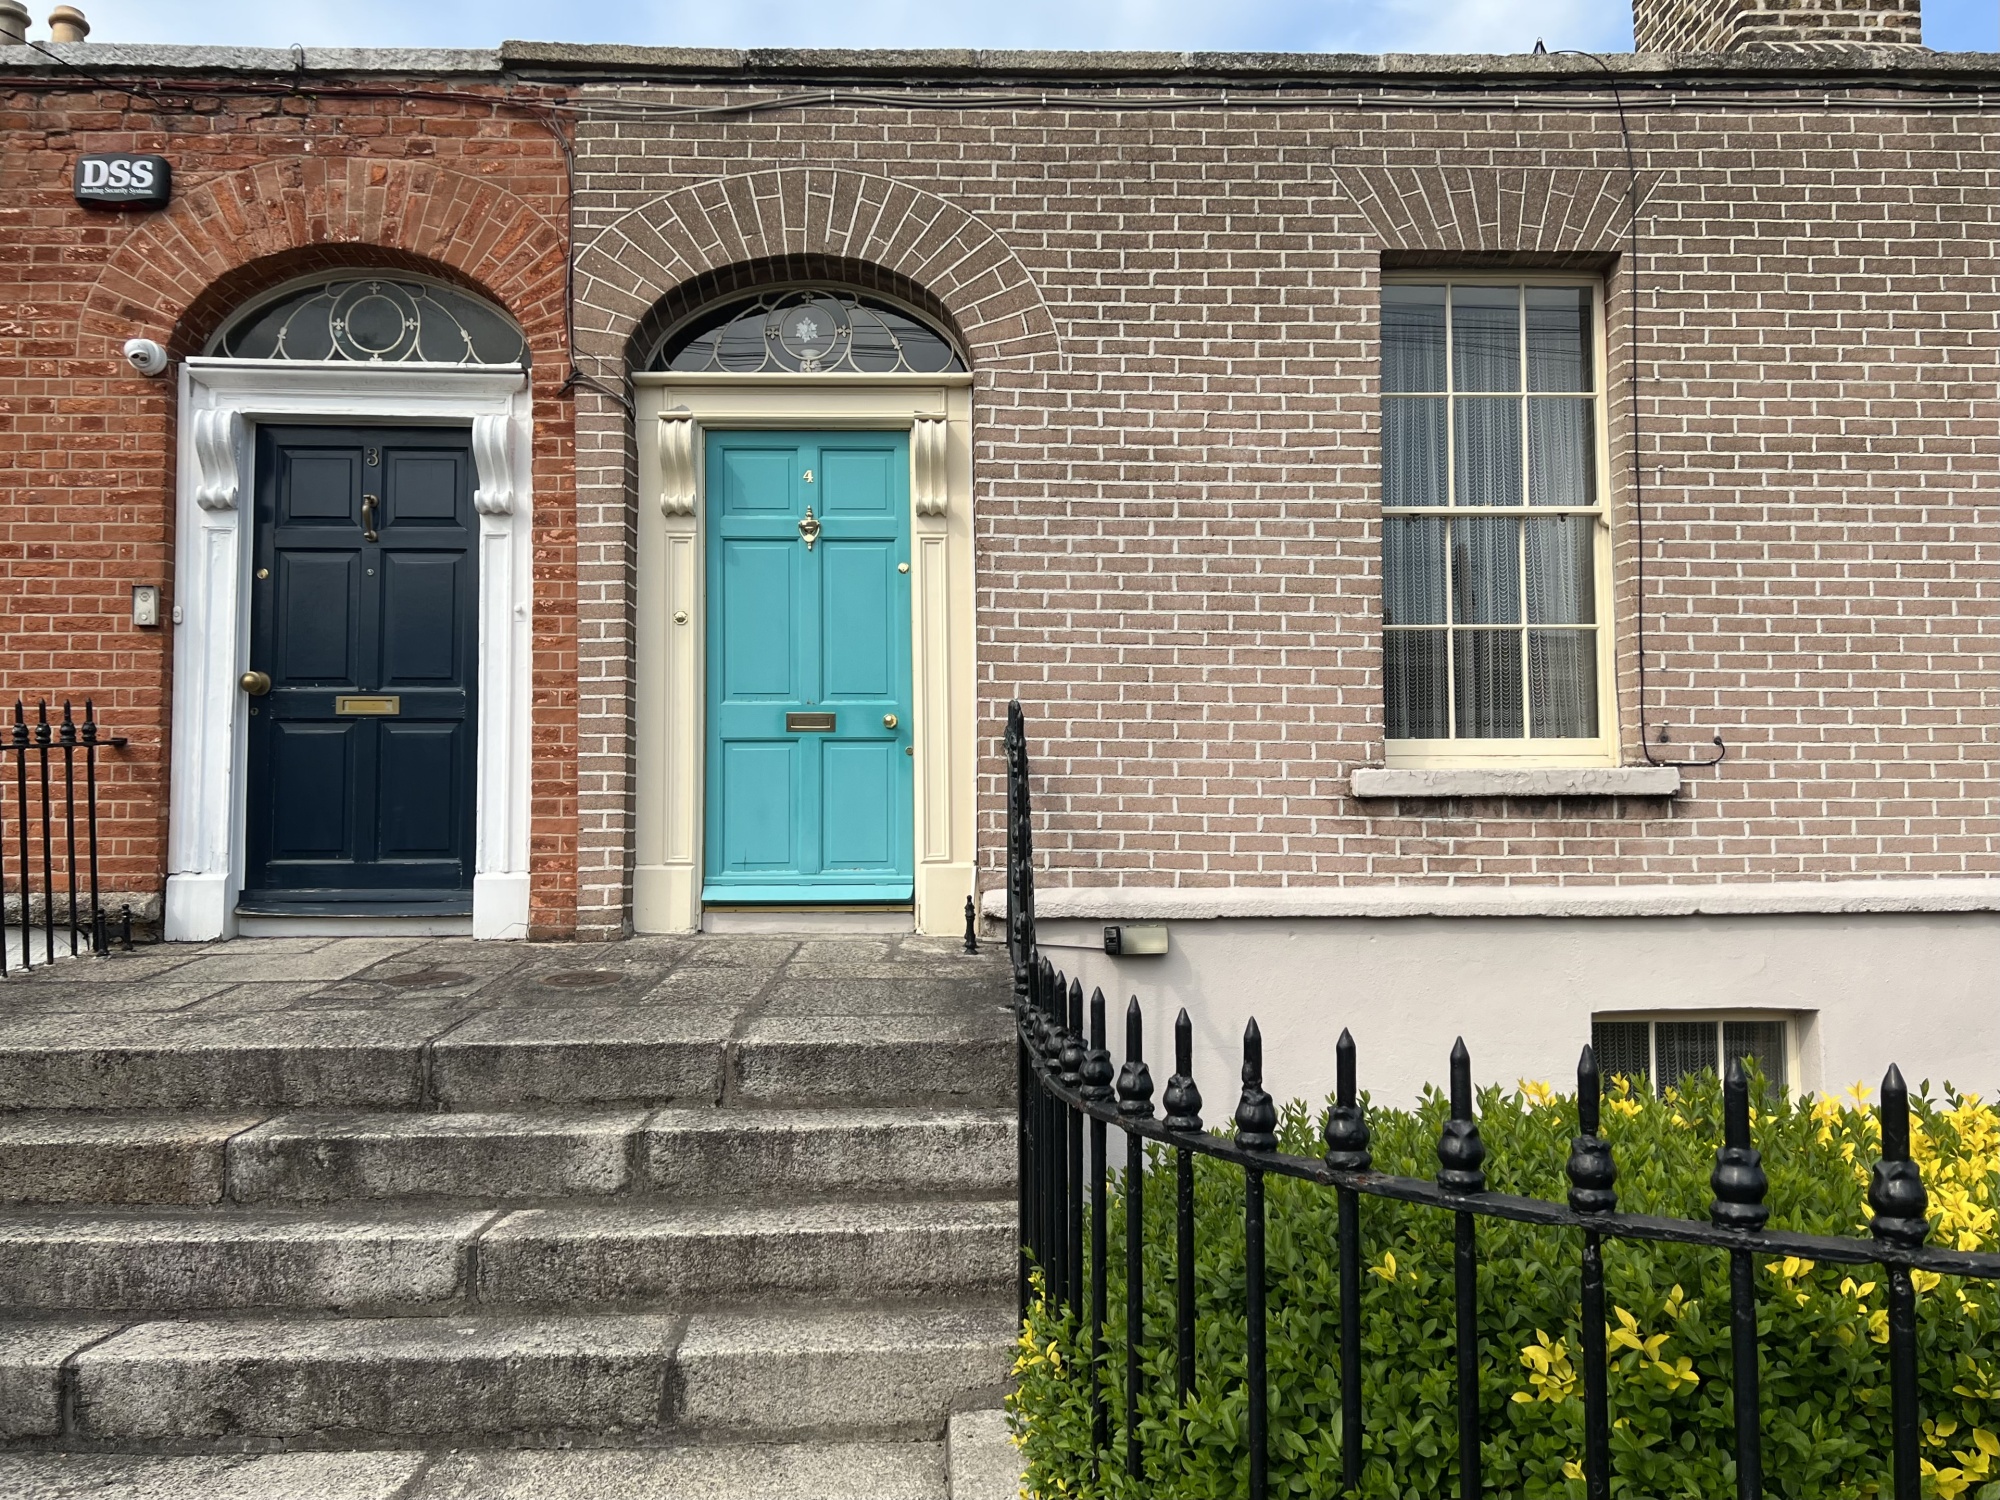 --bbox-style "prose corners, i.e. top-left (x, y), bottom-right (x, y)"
top-left (947, 1410), bottom-right (1025, 1500)
top-left (411, 1440), bottom-right (947, 1499)
top-left (0, 1010), bottom-right (443, 1110)
top-left (0, 1452), bottom-right (427, 1499)
top-left (73, 1312), bottom-right (686, 1442)
top-left (476, 1197), bottom-right (1014, 1307)
top-left (0, 1204), bottom-right (490, 1312)
top-left (0, 1111), bottom-right (263, 1205)
top-left (0, 1320), bottom-right (127, 1439)
top-left (229, 1108), bottom-right (650, 1202)
top-left (675, 1303), bottom-right (1014, 1434)
top-left (430, 1006), bottom-right (738, 1106)
top-left (639, 1106), bottom-right (1014, 1198)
